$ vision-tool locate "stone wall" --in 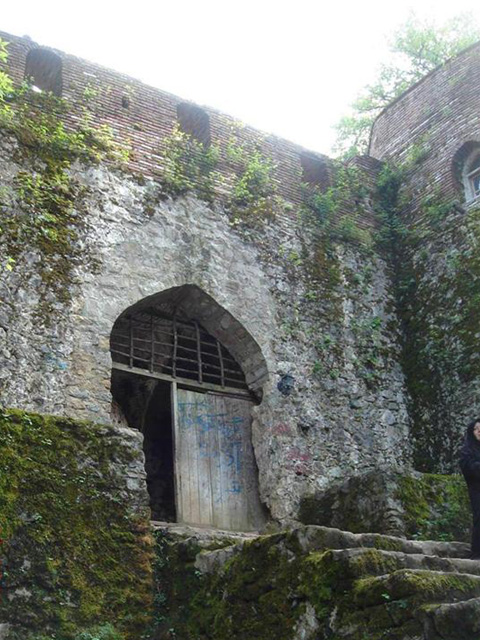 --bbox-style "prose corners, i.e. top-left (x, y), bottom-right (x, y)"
top-left (395, 204), bottom-right (480, 471)
top-left (0, 409), bottom-right (152, 639)
top-left (369, 42), bottom-right (480, 470)
top-left (0, 108), bottom-right (412, 521)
